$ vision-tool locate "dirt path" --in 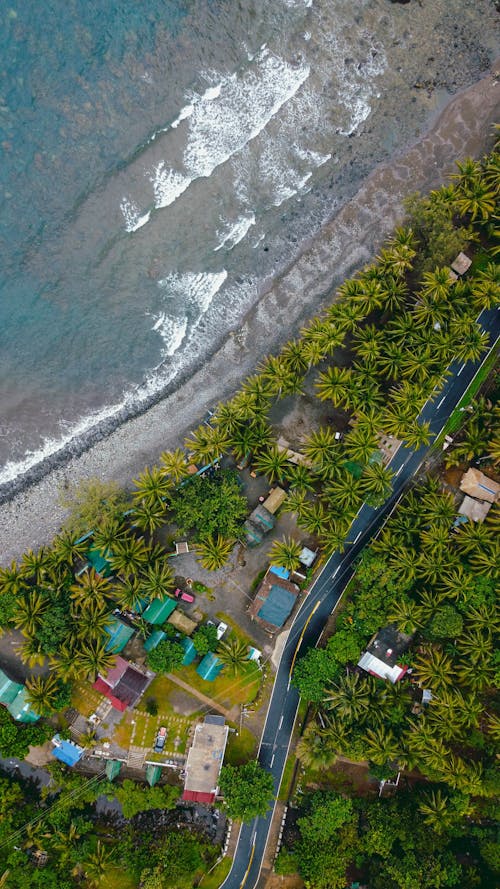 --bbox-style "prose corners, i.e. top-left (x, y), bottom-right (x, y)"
top-left (166, 672), bottom-right (238, 721)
